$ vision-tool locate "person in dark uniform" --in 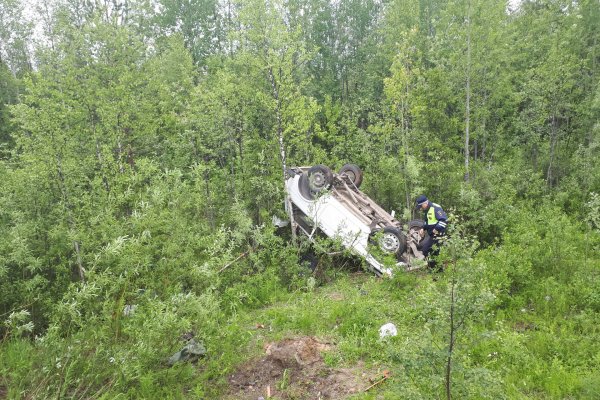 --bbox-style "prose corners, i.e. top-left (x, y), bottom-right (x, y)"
top-left (415, 195), bottom-right (447, 265)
